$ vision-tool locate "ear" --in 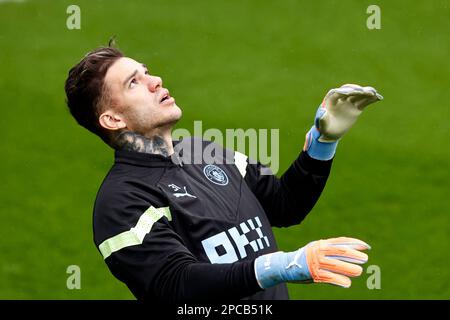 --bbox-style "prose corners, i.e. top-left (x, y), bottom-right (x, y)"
top-left (99, 111), bottom-right (127, 131)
